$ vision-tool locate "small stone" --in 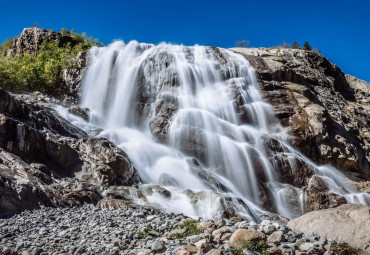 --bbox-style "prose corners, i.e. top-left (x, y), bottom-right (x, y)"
top-left (178, 245), bottom-right (198, 253)
top-left (57, 230), bottom-right (68, 237)
top-left (212, 227), bottom-right (231, 241)
top-left (263, 224), bottom-right (276, 234)
top-left (147, 215), bottom-right (158, 222)
top-left (169, 228), bottom-right (186, 237)
top-left (198, 221), bottom-right (215, 231)
top-left (151, 240), bottom-right (165, 253)
top-left (298, 242), bottom-right (314, 252)
top-left (31, 248), bottom-right (44, 255)
top-left (194, 239), bottom-right (212, 252)
top-left (186, 235), bottom-right (202, 243)
top-left (205, 249), bottom-right (223, 255)
top-left (213, 217), bottom-right (225, 228)
top-left (242, 249), bottom-right (260, 255)
top-left (267, 230), bottom-right (284, 244)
